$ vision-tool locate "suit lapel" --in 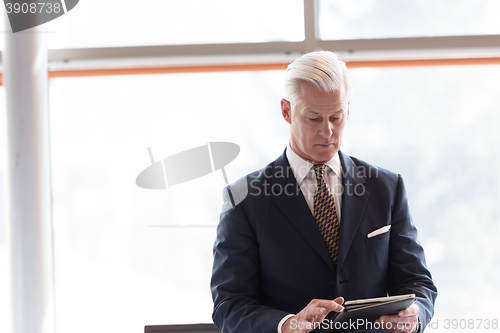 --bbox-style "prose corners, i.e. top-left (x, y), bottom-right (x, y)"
top-left (337, 151), bottom-right (370, 272)
top-left (272, 151), bottom-right (336, 272)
